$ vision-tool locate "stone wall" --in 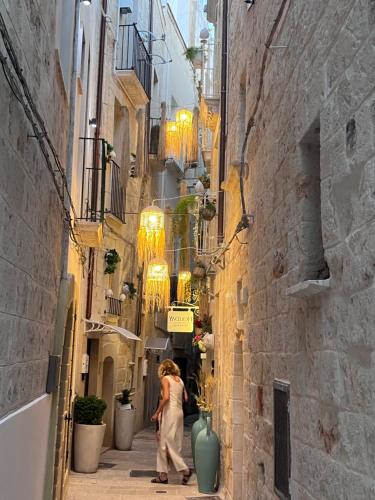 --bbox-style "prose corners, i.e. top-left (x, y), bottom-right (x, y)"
top-left (0, 1), bottom-right (67, 419)
top-left (212, 1), bottom-right (375, 498)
